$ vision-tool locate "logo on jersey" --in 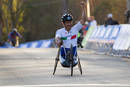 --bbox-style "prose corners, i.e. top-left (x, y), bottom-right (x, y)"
top-left (61, 34), bottom-right (76, 40)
